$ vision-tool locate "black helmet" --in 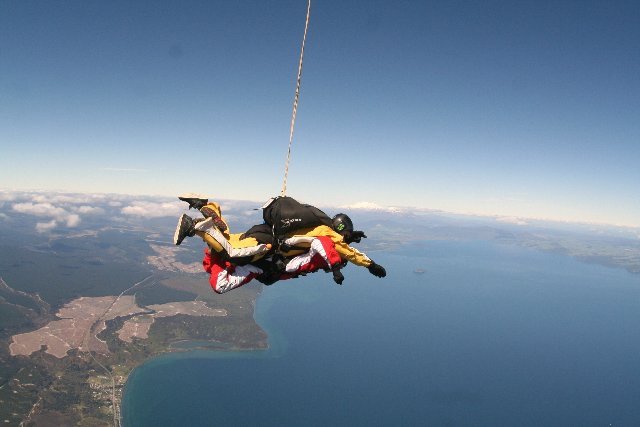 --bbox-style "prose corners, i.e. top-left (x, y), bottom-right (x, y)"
top-left (332, 213), bottom-right (353, 236)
